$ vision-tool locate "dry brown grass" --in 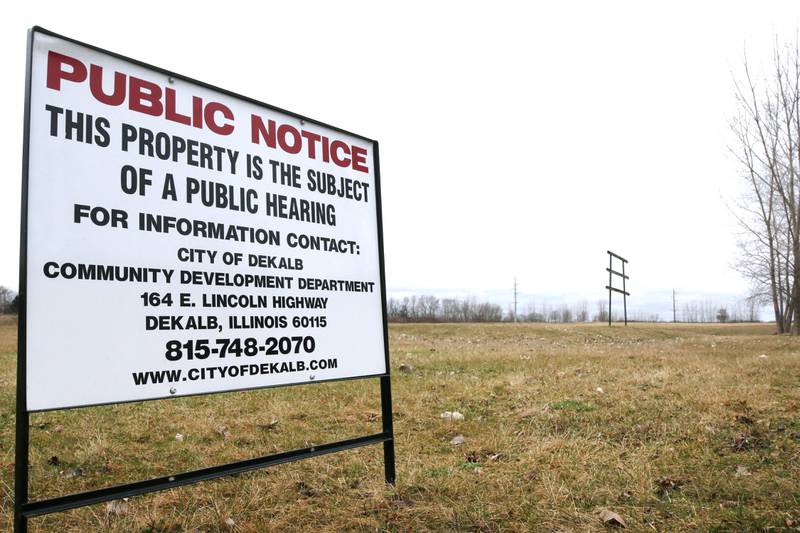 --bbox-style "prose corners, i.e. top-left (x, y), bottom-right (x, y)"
top-left (0, 318), bottom-right (799, 531)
